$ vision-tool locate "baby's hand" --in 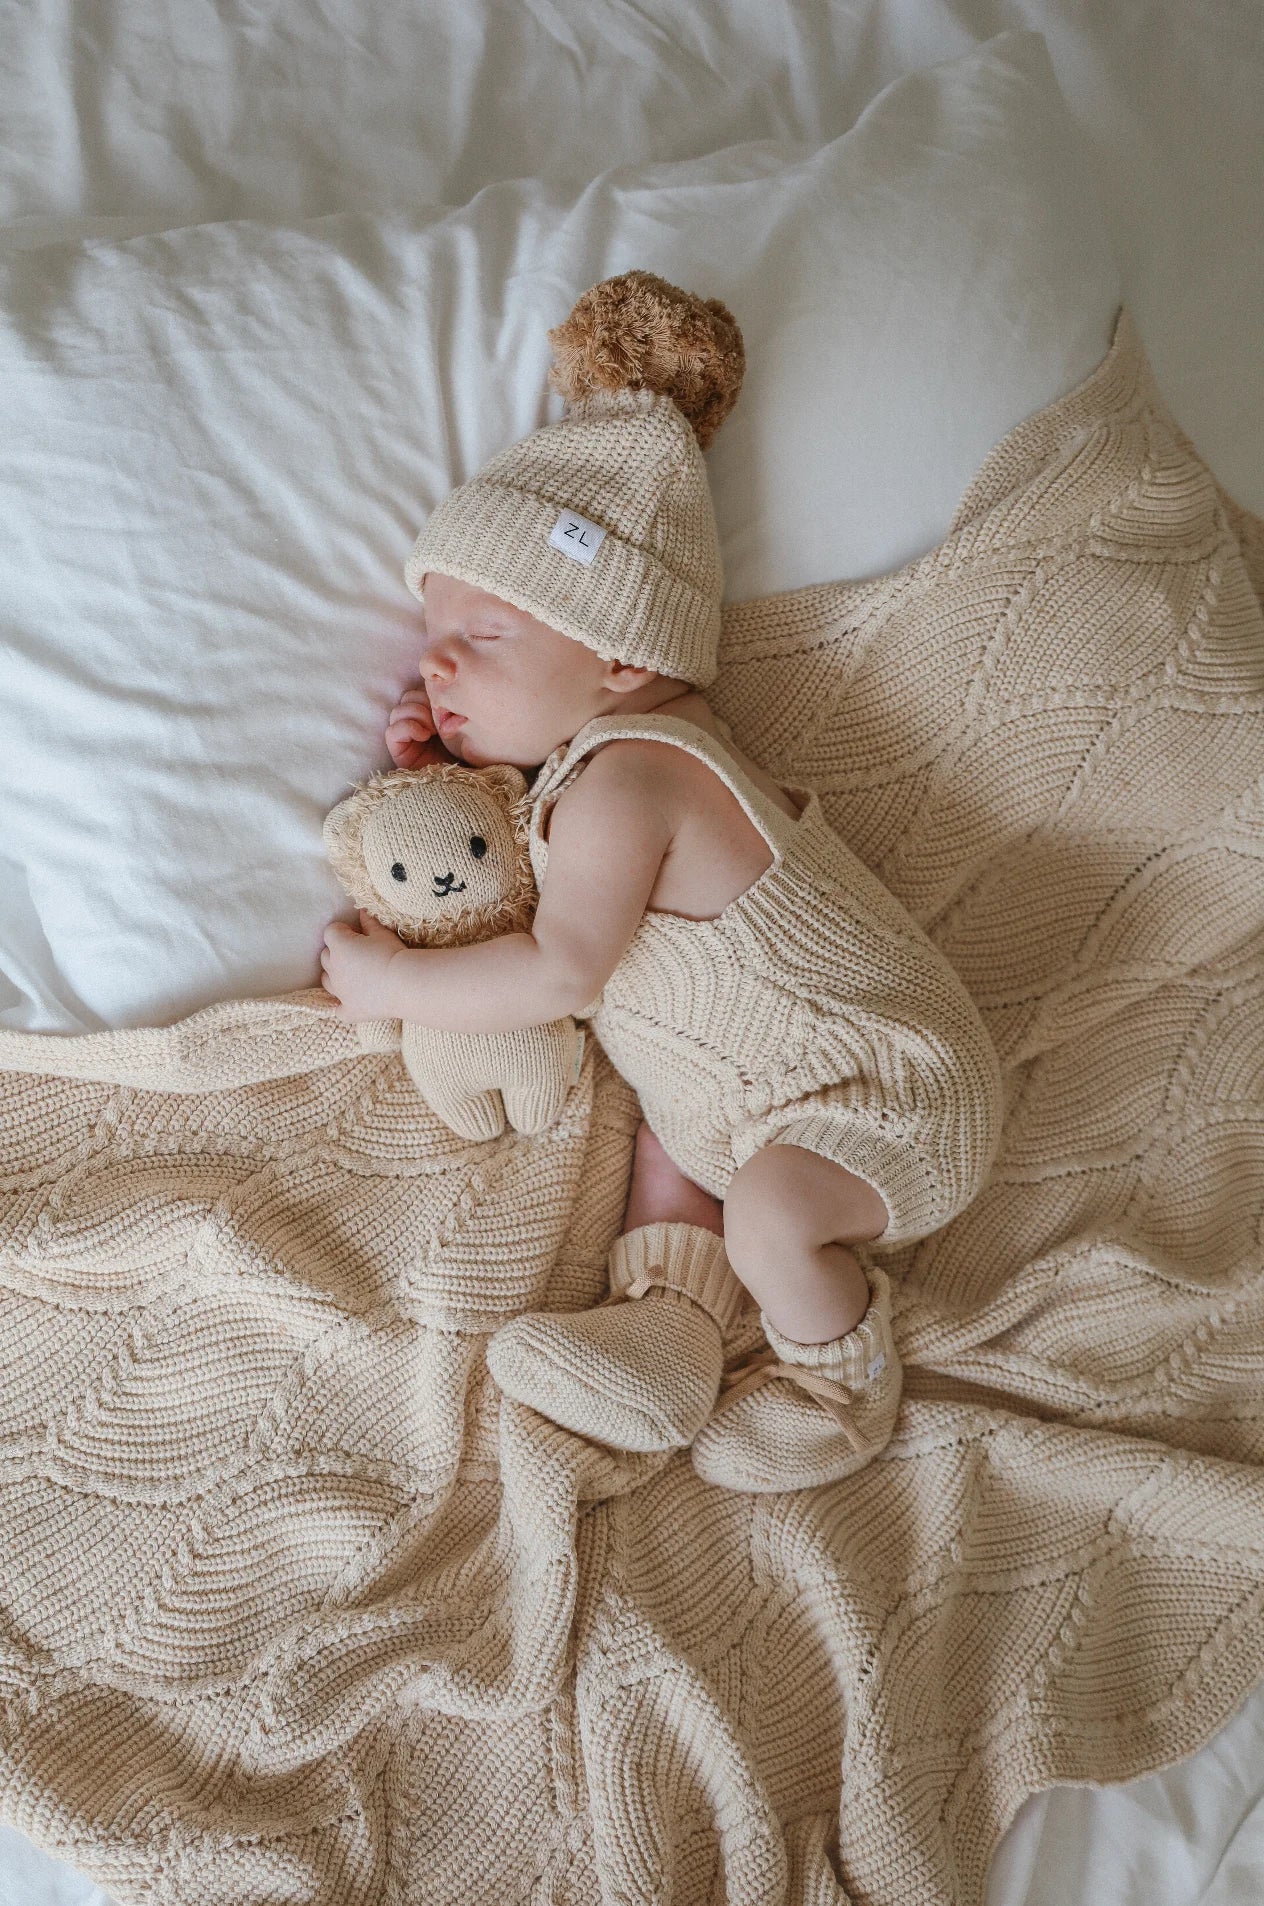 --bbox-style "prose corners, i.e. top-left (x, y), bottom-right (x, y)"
top-left (386, 684), bottom-right (447, 769)
top-left (321, 909), bottom-right (403, 1020)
